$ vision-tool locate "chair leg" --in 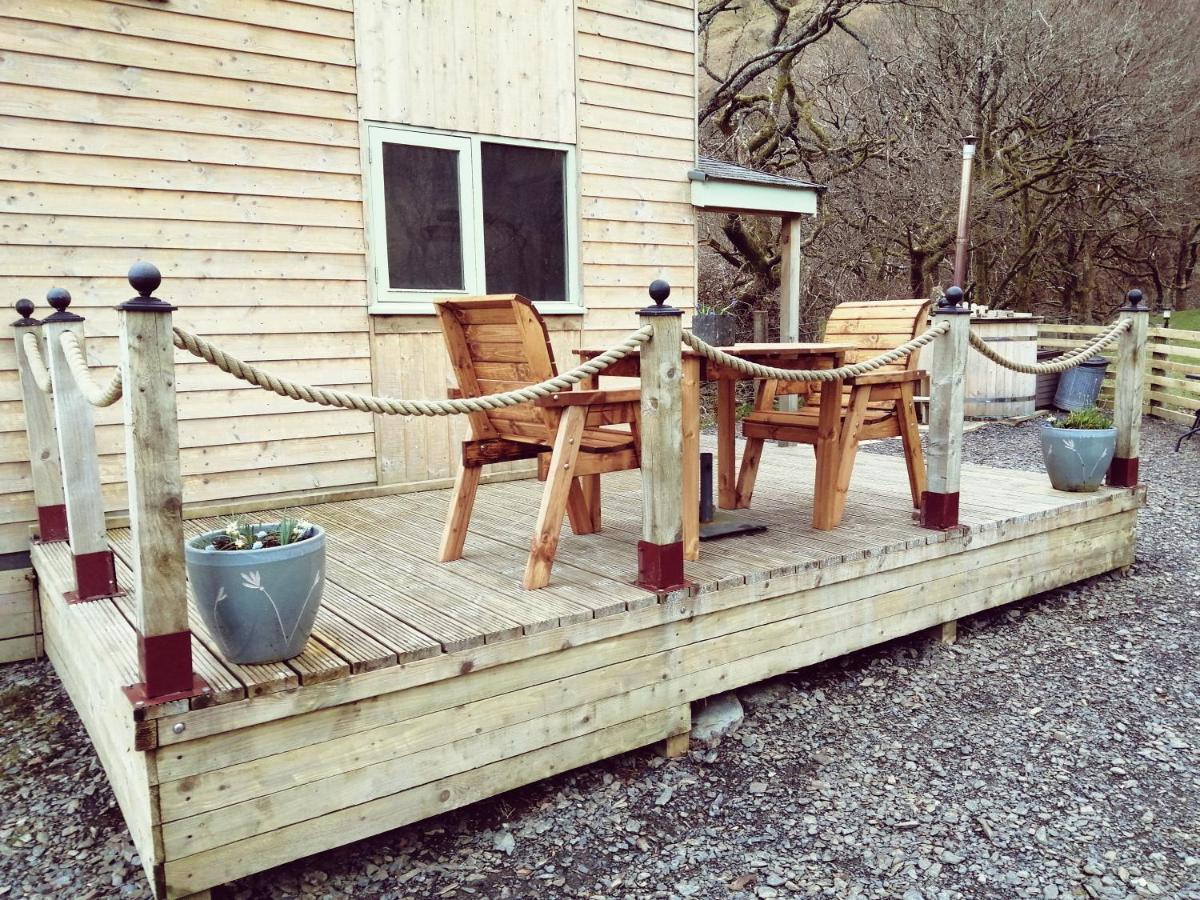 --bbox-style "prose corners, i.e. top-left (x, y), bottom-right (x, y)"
top-left (439, 463), bottom-right (482, 562)
top-left (734, 437), bottom-right (765, 509)
top-left (566, 477), bottom-right (598, 535)
top-left (831, 386), bottom-right (872, 522)
top-left (897, 382), bottom-right (926, 508)
top-left (524, 406), bottom-right (586, 589)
